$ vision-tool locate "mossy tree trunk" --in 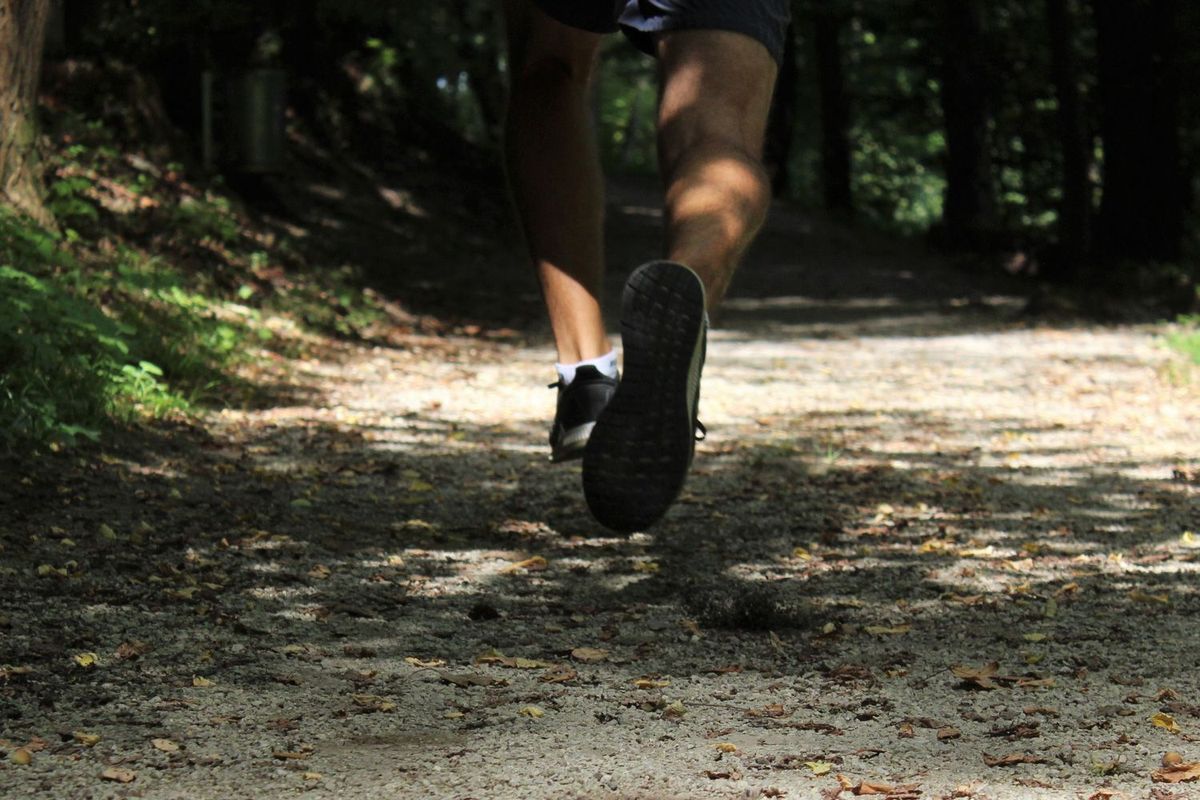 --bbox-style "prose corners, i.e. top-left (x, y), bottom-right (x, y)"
top-left (0, 0), bottom-right (53, 226)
